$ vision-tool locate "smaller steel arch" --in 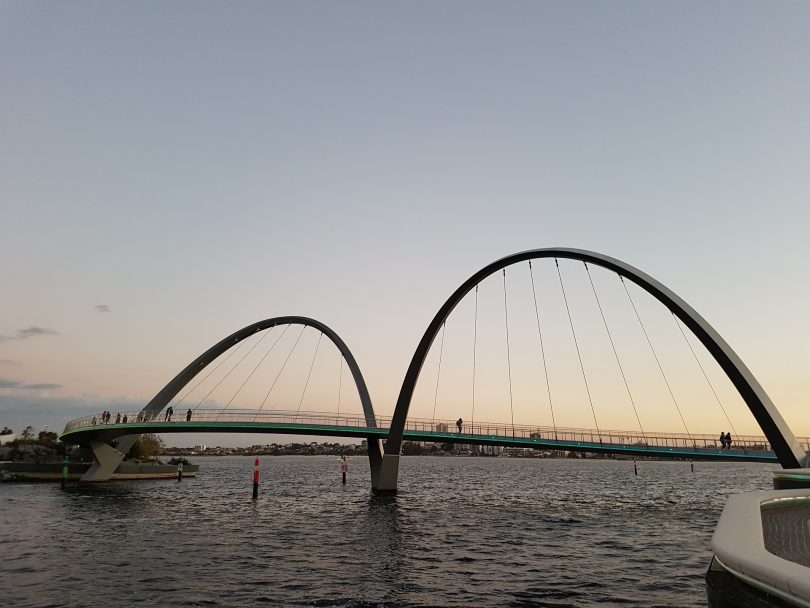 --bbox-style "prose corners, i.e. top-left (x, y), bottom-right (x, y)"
top-left (82, 316), bottom-right (384, 484)
top-left (141, 316), bottom-right (376, 428)
top-left (385, 248), bottom-right (807, 470)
